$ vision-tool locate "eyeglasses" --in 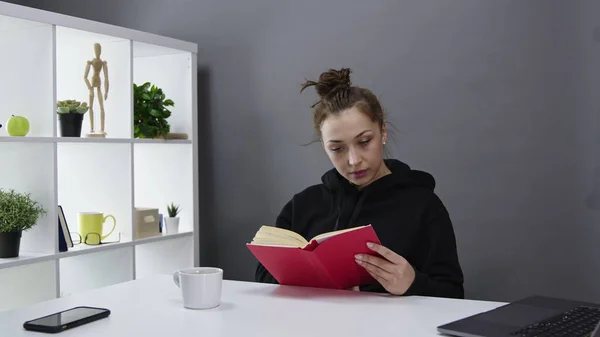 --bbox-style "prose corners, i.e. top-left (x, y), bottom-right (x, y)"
top-left (71, 232), bottom-right (121, 246)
